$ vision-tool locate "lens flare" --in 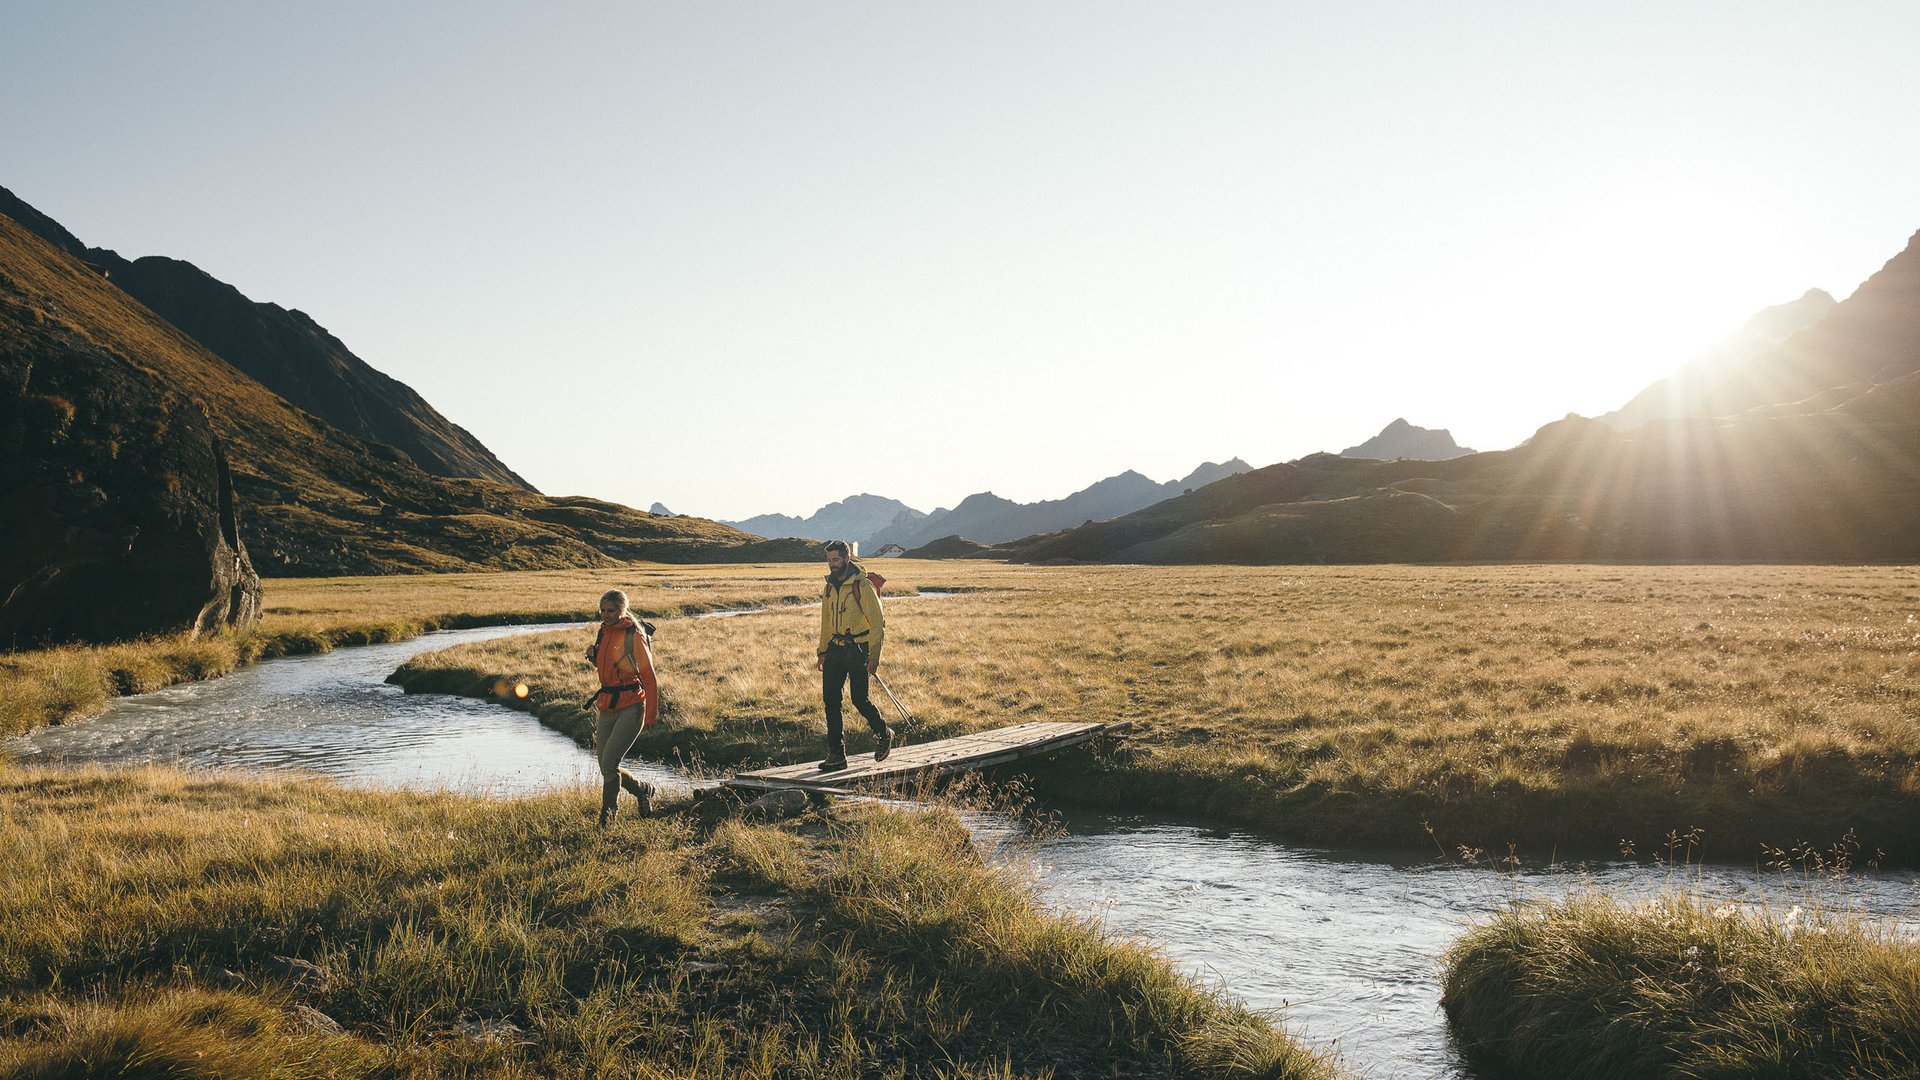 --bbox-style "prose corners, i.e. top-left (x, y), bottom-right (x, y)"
top-left (514, 682), bottom-right (530, 699)
top-left (491, 678), bottom-right (509, 697)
